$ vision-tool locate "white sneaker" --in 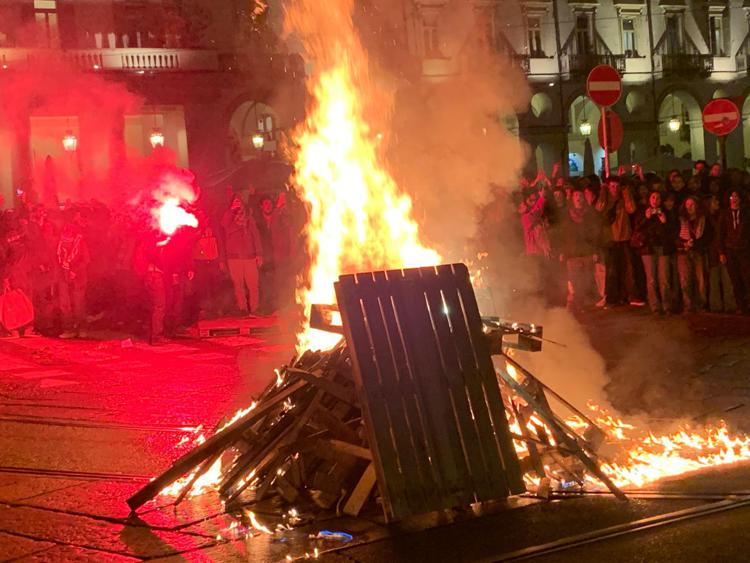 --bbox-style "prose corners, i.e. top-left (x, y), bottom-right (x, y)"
top-left (595, 298), bottom-right (607, 308)
top-left (629, 300), bottom-right (646, 307)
